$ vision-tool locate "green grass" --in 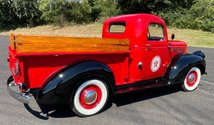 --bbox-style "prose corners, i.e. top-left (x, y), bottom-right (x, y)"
top-left (1, 24), bottom-right (214, 48)
top-left (168, 28), bottom-right (214, 48)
